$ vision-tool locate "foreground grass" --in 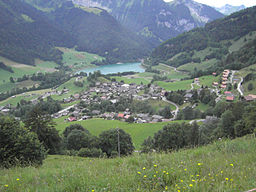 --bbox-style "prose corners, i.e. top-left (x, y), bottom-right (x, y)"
top-left (0, 135), bottom-right (255, 192)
